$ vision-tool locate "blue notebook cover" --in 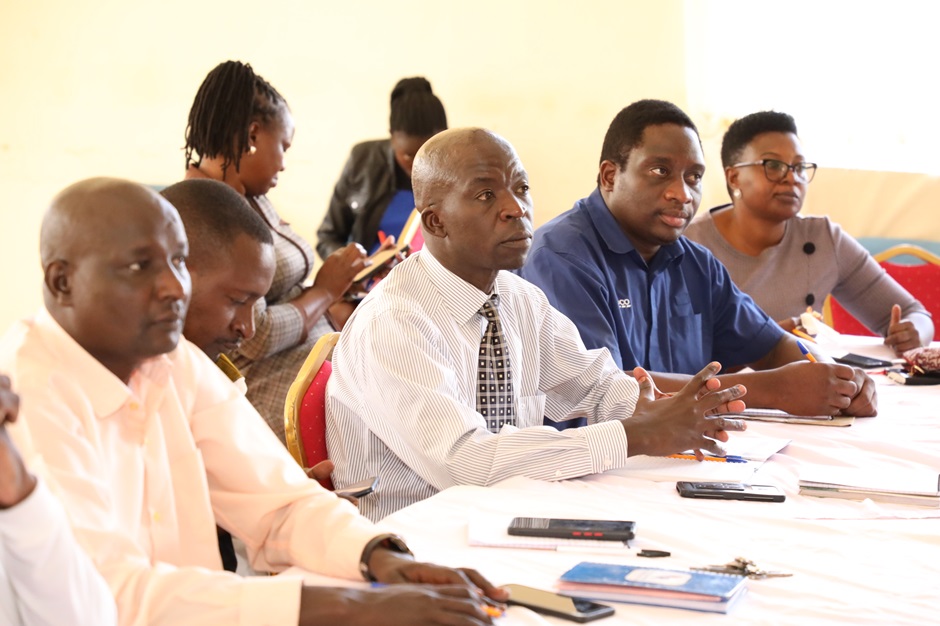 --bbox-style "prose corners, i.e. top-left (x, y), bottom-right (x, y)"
top-left (559, 562), bottom-right (746, 601)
